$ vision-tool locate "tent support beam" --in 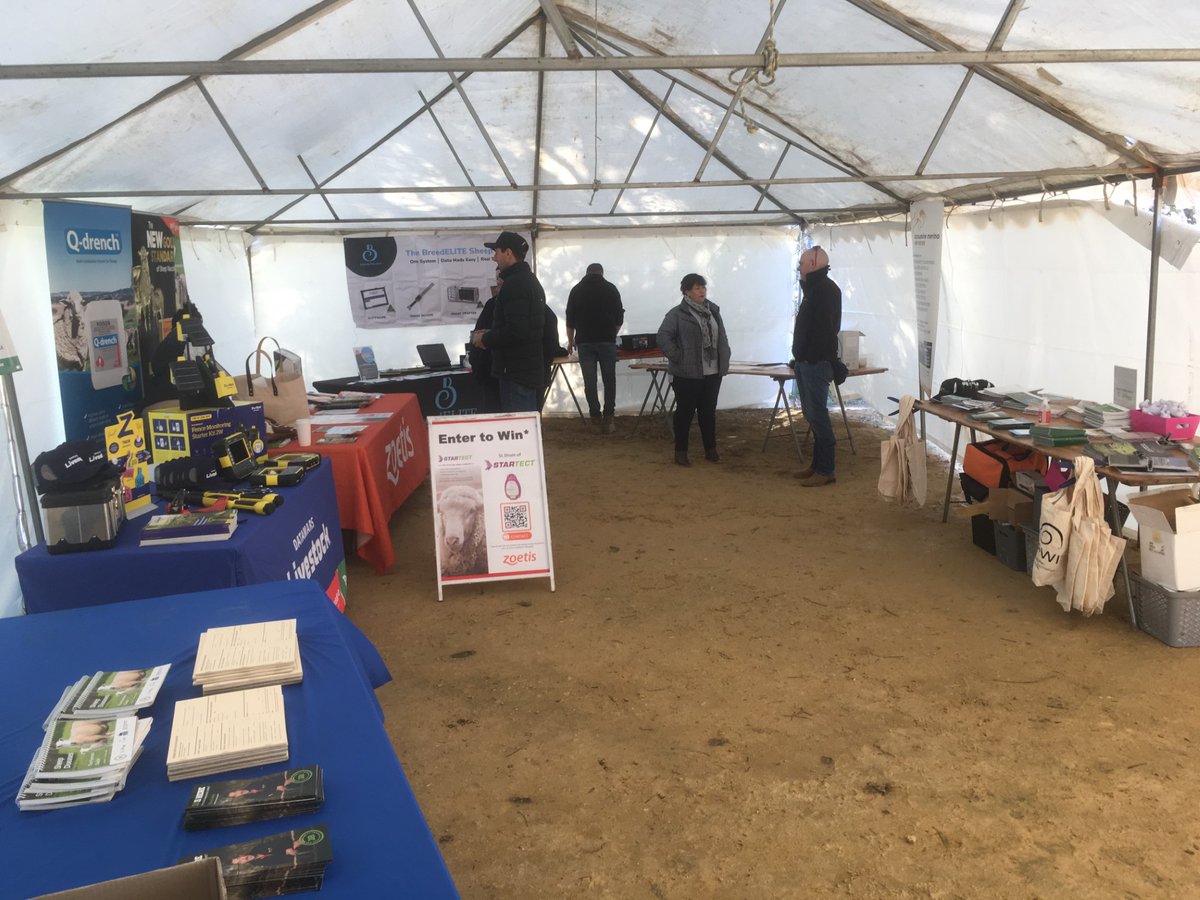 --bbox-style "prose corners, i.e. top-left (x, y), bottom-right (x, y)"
top-left (841, 0), bottom-right (1161, 171)
top-left (537, 0), bottom-right (581, 59)
top-left (4, 48), bottom-right (1198, 79)
top-left (1145, 170), bottom-right (1164, 401)
top-left (419, 90), bottom-right (492, 217)
top-left (196, 81), bottom-right (269, 191)
top-left (297, 154), bottom-right (339, 220)
top-left (609, 82), bottom-right (675, 216)
top-left (570, 15), bottom-right (907, 206)
top-left (574, 32), bottom-right (805, 225)
top-left (694, 0), bottom-right (790, 181)
top-left (0, 0), bottom-right (354, 188)
top-left (754, 146), bottom-right (791, 212)
top-left (917, 0), bottom-right (1026, 176)
top-left (532, 20), bottom-right (547, 236)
